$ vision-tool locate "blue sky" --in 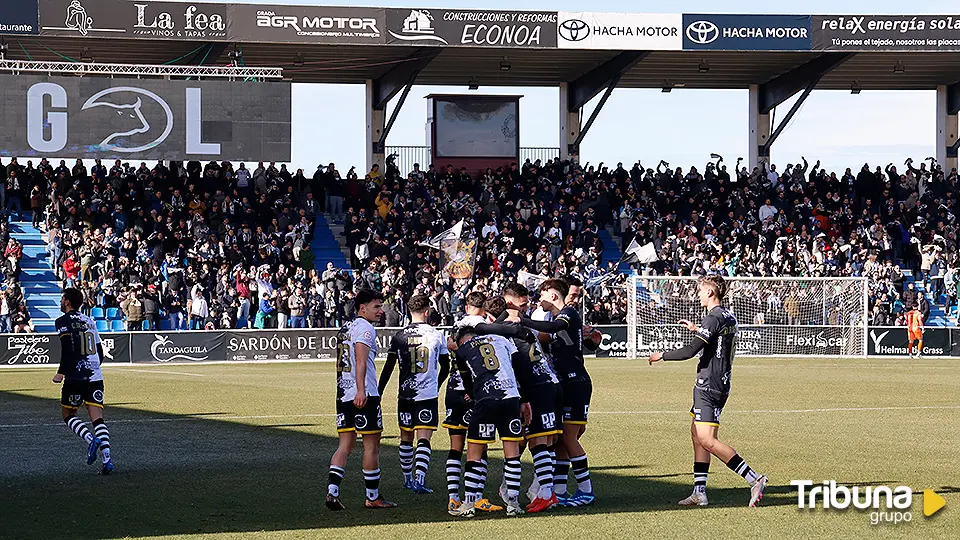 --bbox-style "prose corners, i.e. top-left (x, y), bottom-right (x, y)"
top-left (234, 0), bottom-right (949, 172)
